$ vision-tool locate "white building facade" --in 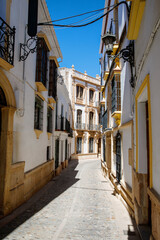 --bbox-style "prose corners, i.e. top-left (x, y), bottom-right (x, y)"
top-left (0, 0), bottom-right (62, 215)
top-left (54, 69), bottom-right (73, 175)
top-left (100, 1), bottom-right (160, 239)
top-left (59, 66), bottom-right (101, 160)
